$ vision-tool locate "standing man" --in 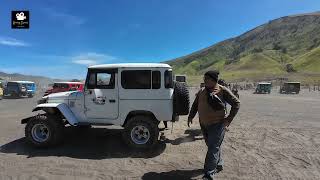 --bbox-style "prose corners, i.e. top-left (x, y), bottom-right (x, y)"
top-left (188, 70), bottom-right (240, 180)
